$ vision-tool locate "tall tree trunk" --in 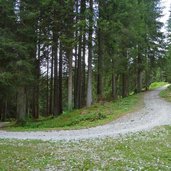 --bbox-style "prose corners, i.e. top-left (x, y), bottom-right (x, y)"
top-left (46, 52), bottom-right (49, 116)
top-left (81, 0), bottom-right (86, 107)
top-left (49, 49), bottom-right (54, 115)
top-left (32, 53), bottom-right (40, 119)
top-left (1, 101), bottom-right (7, 122)
top-left (97, 0), bottom-right (103, 100)
top-left (65, 0), bottom-right (74, 111)
top-left (137, 46), bottom-right (142, 93)
top-left (53, 38), bottom-right (60, 116)
top-left (81, 33), bottom-right (86, 107)
top-left (75, 0), bottom-right (87, 108)
top-left (86, 0), bottom-right (93, 107)
top-left (0, 103), bottom-right (2, 121)
top-left (74, 0), bottom-right (79, 109)
top-left (26, 90), bottom-right (30, 118)
top-left (59, 41), bottom-right (63, 113)
top-left (122, 73), bottom-right (128, 98)
top-left (74, 45), bottom-right (78, 108)
top-left (76, 28), bottom-right (82, 109)
top-left (112, 74), bottom-right (117, 100)
top-left (145, 53), bottom-right (150, 91)
top-left (17, 86), bottom-right (26, 124)
top-left (137, 68), bottom-right (142, 93)
top-left (111, 58), bottom-right (117, 100)
top-left (68, 49), bottom-right (73, 111)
